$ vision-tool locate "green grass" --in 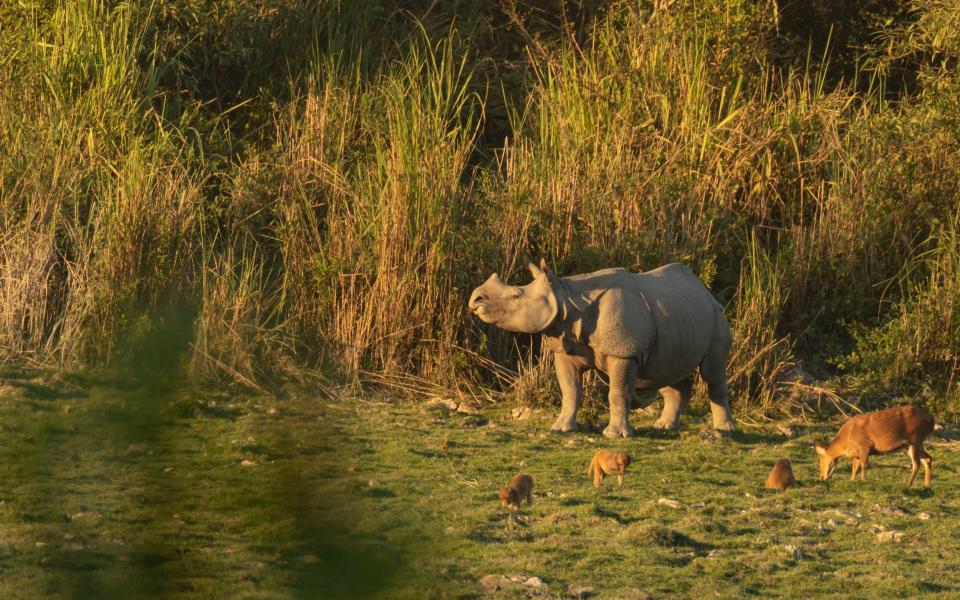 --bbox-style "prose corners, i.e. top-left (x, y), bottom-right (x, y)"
top-left (1, 372), bottom-right (959, 598)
